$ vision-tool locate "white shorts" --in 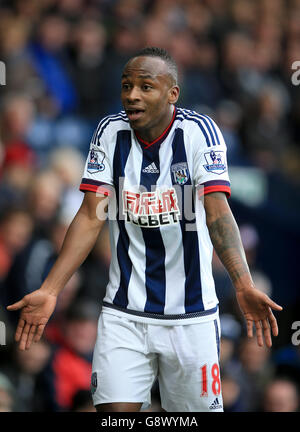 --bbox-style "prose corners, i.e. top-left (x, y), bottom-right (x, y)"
top-left (91, 311), bottom-right (223, 412)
